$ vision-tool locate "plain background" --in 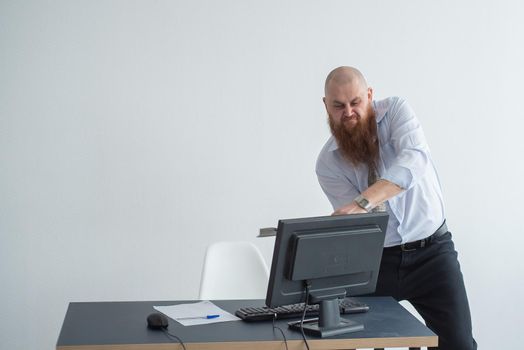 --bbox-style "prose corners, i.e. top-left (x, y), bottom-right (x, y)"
top-left (1, 0), bottom-right (523, 349)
